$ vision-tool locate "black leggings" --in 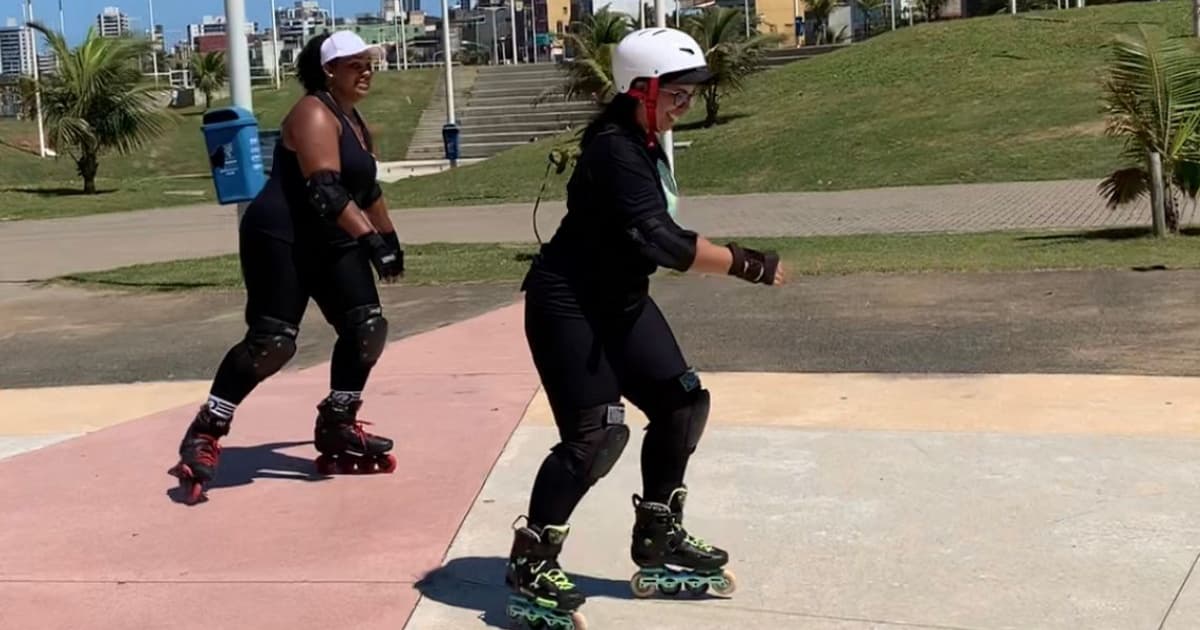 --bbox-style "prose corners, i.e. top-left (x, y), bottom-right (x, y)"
top-left (209, 228), bottom-right (383, 405)
top-left (522, 274), bottom-right (705, 528)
